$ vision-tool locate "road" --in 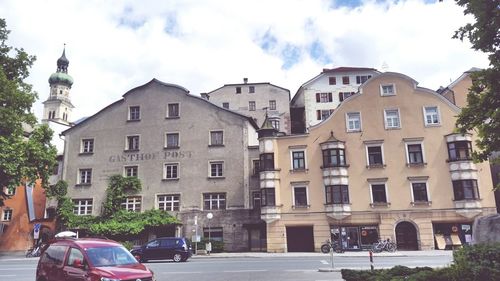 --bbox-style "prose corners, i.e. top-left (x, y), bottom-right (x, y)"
top-left (0, 254), bottom-right (453, 281)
